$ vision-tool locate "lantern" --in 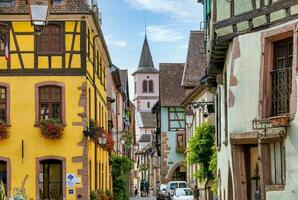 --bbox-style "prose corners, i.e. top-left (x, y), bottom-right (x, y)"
top-left (28, 0), bottom-right (52, 33)
top-left (185, 108), bottom-right (195, 129)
